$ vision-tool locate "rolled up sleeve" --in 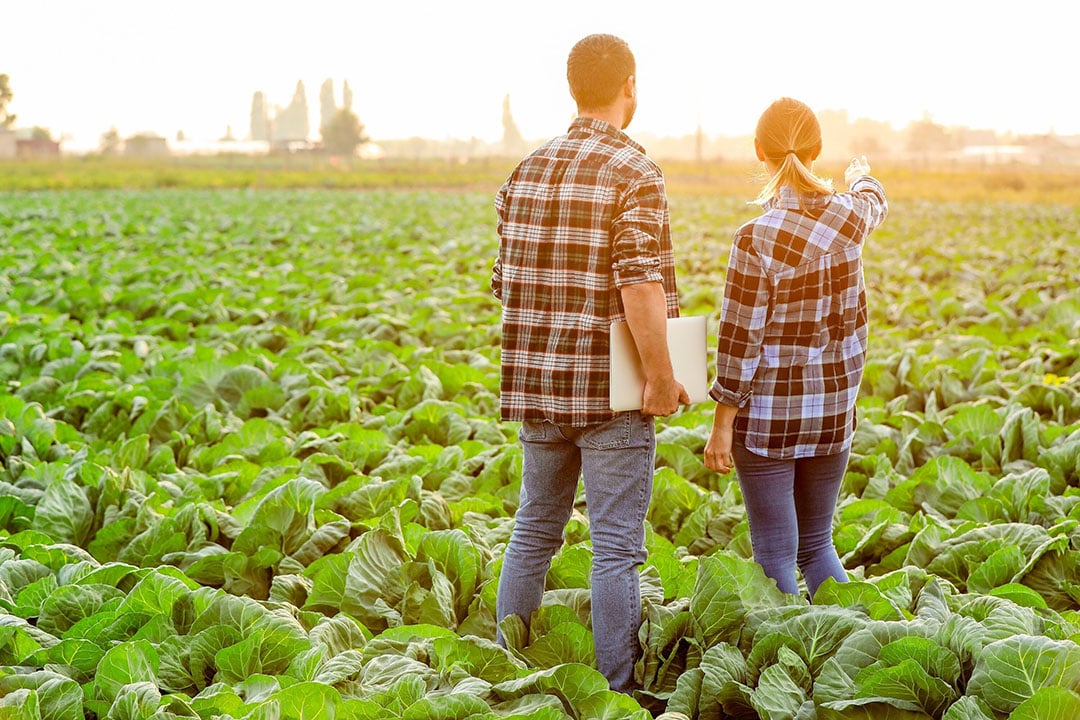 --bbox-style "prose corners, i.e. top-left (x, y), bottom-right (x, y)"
top-left (492, 181), bottom-right (508, 299)
top-left (710, 237), bottom-right (769, 407)
top-left (851, 175), bottom-right (888, 238)
top-left (491, 257), bottom-right (503, 300)
top-left (611, 174), bottom-right (667, 288)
